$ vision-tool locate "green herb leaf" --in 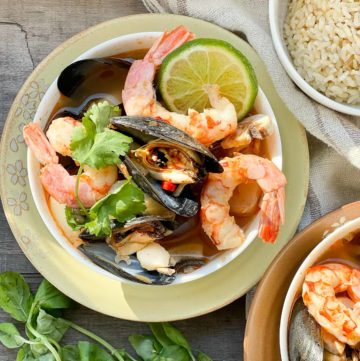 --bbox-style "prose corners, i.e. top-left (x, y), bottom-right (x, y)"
top-left (149, 324), bottom-right (173, 348)
top-left (16, 345), bottom-right (30, 361)
top-left (36, 309), bottom-right (69, 342)
top-left (0, 272), bottom-right (33, 322)
top-left (83, 101), bottom-right (120, 133)
top-left (85, 179), bottom-right (146, 236)
top-left (197, 351), bottom-right (213, 361)
top-left (65, 207), bottom-right (89, 230)
top-left (34, 279), bottom-right (73, 310)
top-left (71, 116), bottom-right (96, 165)
top-left (129, 334), bottom-right (156, 360)
top-left (77, 340), bottom-right (115, 360)
top-left (160, 345), bottom-right (190, 361)
top-left (0, 323), bottom-right (25, 348)
top-left (60, 345), bottom-right (80, 361)
top-left (162, 323), bottom-right (192, 357)
top-left (81, 129), bottom-right (132, 169)
top-left (30, 342), bottom-right (49, 358)
top-left (71, 101), bottom-right (129, 169)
